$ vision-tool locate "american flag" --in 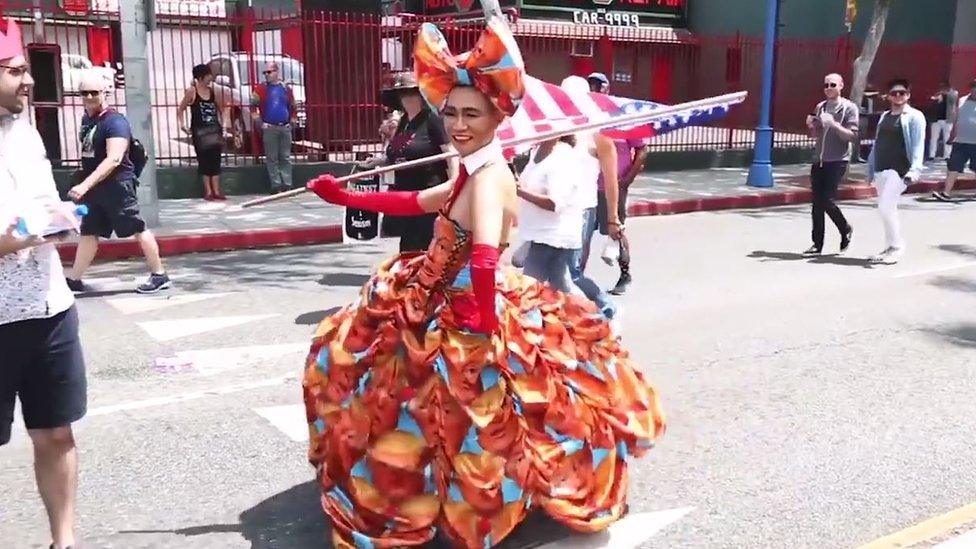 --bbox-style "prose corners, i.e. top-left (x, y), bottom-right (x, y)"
top-left (497, 76), bottom-right (740, 159)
